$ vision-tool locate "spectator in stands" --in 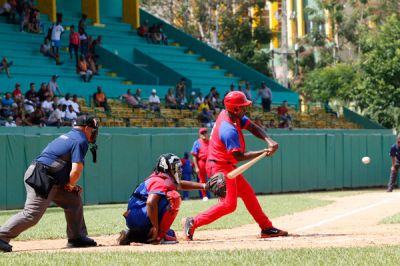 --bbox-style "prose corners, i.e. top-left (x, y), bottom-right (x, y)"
top-left (255, 82), bottom-right (272, 112)
top-left (133, 89), bottom-right (146, 108)
top-left (198, 96), bottom-right (210, 112)
top-left (194, 92), bottom-right (204, 109)
top-left (148, 89), bottom-right (161, 112)
top-left (244, 81), bottom-right (252, 100)
top-left (207, 87), bottom-right (219, 111)
top-left (23, 97), bottom-right (36, 115)
top-left (46, 104), bottom-right (63, 127)
top-left (324, 101), bottom-right (338, 118)
top-left (122, 89), bottom-right (143, 109)
top-left (94, 87), bottom-right (111, 112)
top-left (79, 27), bottom-right (89, 56)
top-left (137, 20), bottom-right (150, 42)
top-left (187, 91), bottom-right (196, 110)
top-left (25, 83), bottom-right (38, 103)
top-left (157, 22), bottom-right (168, 45)
top-left (20, 4), bottom-right (29, 32)
top-left (64, 105), bottom-right (77, 124)
top-left (59, 93), bottom-right (73, 107)
top-left (29, 104), bottom-right (46, 127)
top-left (78, 14), bottom-right (87, 31)
top-left (0, 92), bottom-right (14, 118)
top-left (175, 78), bottom-right (186, 99)
top-left (277, 100), bottom-right (292, 129)
top-left (238, 85), bottom-right (243, 91)
top-left (12, 83), bottom-right (23, 102)
top-left (165, 88), bottom-right (177, 109)
top-left (78, 55), bottom-right (93, 82)
top-left (86, 54), bottom-right (99, 75)
top-left (47, 75), bottom-right (62, 96)
top-left (71, 94), bottom-right (81, 114)
top-left (267, 119), bottom-right (276, 129)
top-left (5, 116), bottom-right (16, 127)
top-left (198, 108), bottom-right (214, 128)
top-left (28, 8), bottom-right (42, 33)
top-left (90, 36), bottom-right (102, 59)
top-left (69, 25), bottom-right (80, 64)
top-left (40, 37), bottom-right (62, 65)
top-left (0, 57), bottom-right (12, 78)
top-left (0, 0), bottom-right (16, 23)
top-left (50, 16), bottom-right (64, 56)
top-left (224, 84), bottom-right (235, 98)
top-left (37, 82), bottom-right (50, 102)
top-left (41, 95), bottom-right (54, 114)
